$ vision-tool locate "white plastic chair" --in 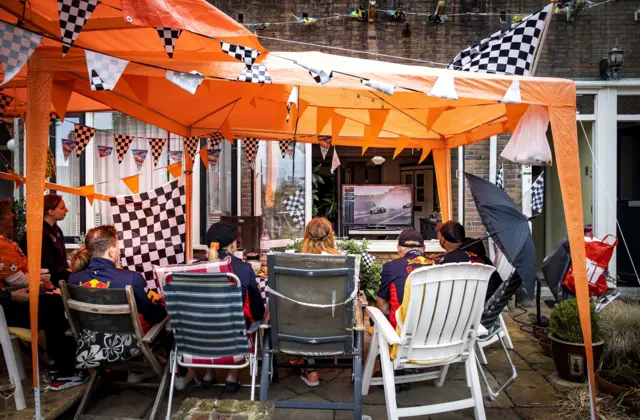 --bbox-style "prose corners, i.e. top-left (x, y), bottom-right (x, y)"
top-left (0, 306), bottom-right (26, 411)
top-left (362, 263), bottom-right (495, 420)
